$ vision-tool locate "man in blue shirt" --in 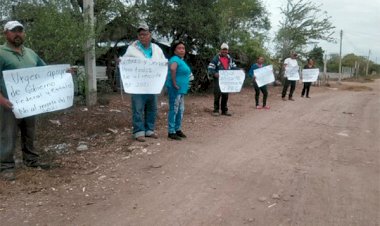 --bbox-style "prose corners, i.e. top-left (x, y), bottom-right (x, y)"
top-left (122, 24), bottom-right (166, 142)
